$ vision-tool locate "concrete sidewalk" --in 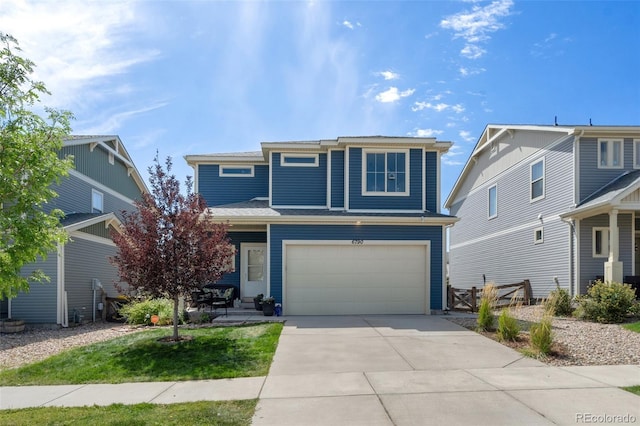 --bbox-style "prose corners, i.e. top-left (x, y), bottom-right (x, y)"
top-left (1, 315), bottom-right (639, 426)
